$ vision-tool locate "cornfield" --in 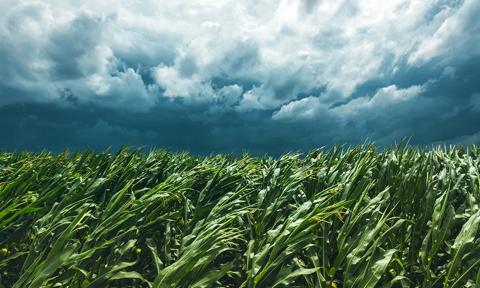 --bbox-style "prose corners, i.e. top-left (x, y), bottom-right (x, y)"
top-left (1, 145), bottom-right (480, 287)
